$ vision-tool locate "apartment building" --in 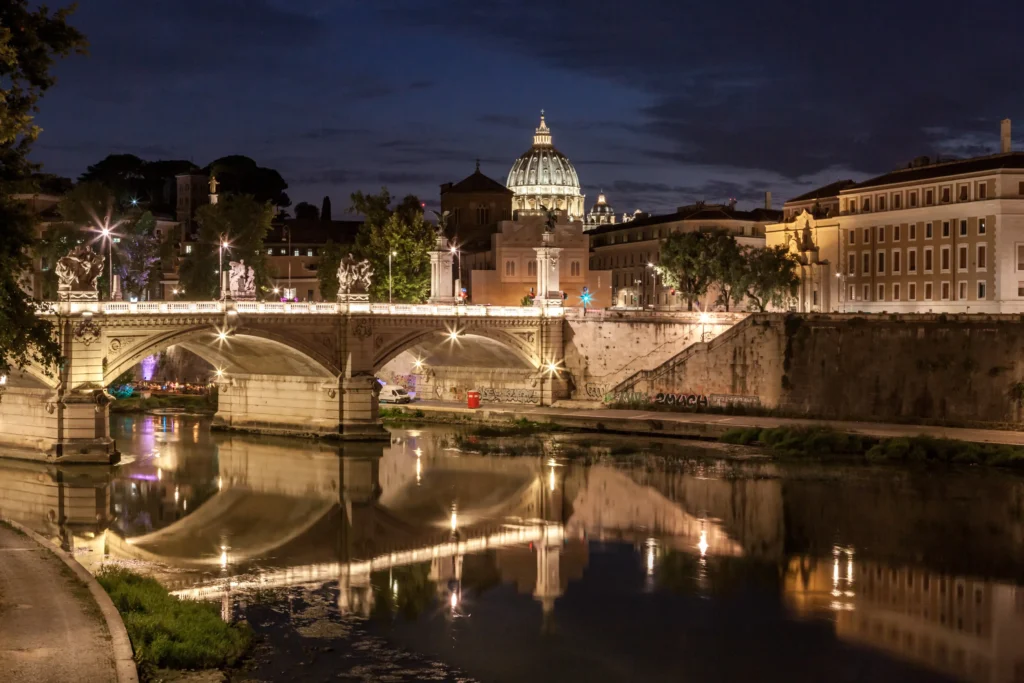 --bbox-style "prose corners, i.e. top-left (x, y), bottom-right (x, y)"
top-left (769, 120), bottom-right (1024, 313)
top-left (588, 201), bottom-right (778, 308)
